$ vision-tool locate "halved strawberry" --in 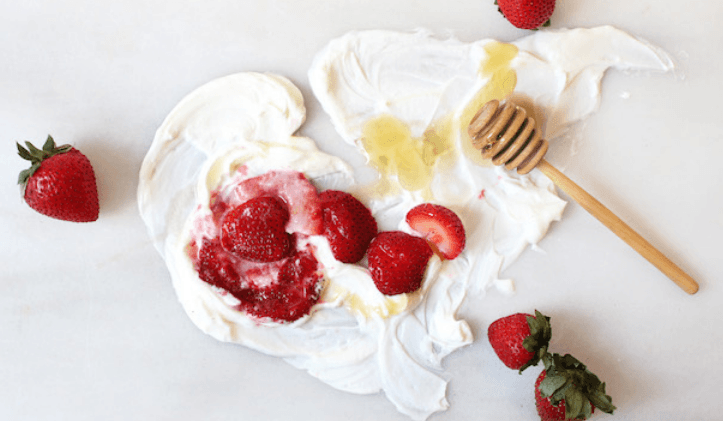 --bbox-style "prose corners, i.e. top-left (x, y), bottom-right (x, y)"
top-left (405, 203), bottom-right (465, 260)
top-left (229, 170), bottom-right (323, 235)
top-left (367, 231), bottom-right (433, 295)
top-left (320, 190), bottom-right (378, 263)
top-left (220, 196), bottom-right (292, 263)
